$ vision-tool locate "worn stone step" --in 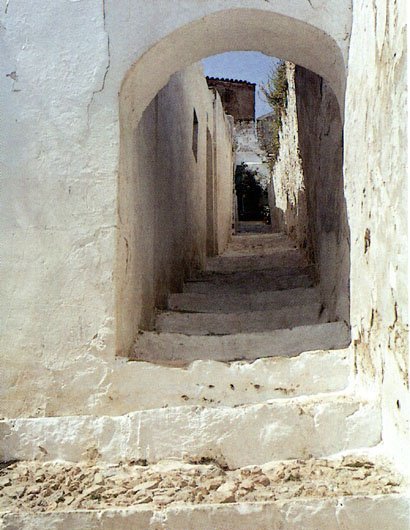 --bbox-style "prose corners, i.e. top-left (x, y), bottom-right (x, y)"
top-left (236, 220), bottom-right (276, 234)
top-left (189, 264), bottom-right (314, 282)
top-left (81, 350), bottom-right (352, 414)
top-left (156, 303), bottom-right (324, 335)
top-left (132, 322), bottom-right (350, 363)
top-left (220, 239), bottom-right (298, 257)
top-left (206, 249), bottom-right (306, 272)
top-left (0, 456), bottom-right (407, 530)
top-left (169, 287), bottom-right (321, 313)
top-left (228, 231), bottom-right (289, 248)
top-left (0, 395), bottom-right (380, 467)
top-left (183, 274), bottom-right (314, 295)
top-left (2, 495), bottom-right (407, 530)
